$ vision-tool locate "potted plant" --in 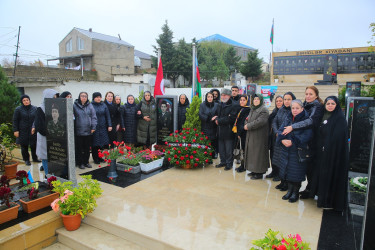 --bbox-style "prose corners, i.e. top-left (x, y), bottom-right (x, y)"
top-left (164, 128), bottom-right (214, 169)
top-left (138, 149), bottom-right (164, 173)
top-left (251, 229), bottom-right (310, 250)
top-left (16, 170), bottom-right (28, 187)
top-left (50, 175), bottom-right (103, 231)
top-left (0, 123), bottom-right (18, 179)
top-left (0, 175), bottom-right (10, 187)
top-left (19, 178), bottom-right (59, 213)
top-left (0, 186), bottom-right (19, 224)
top-left (98, 141), bottom-right (131, 179)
